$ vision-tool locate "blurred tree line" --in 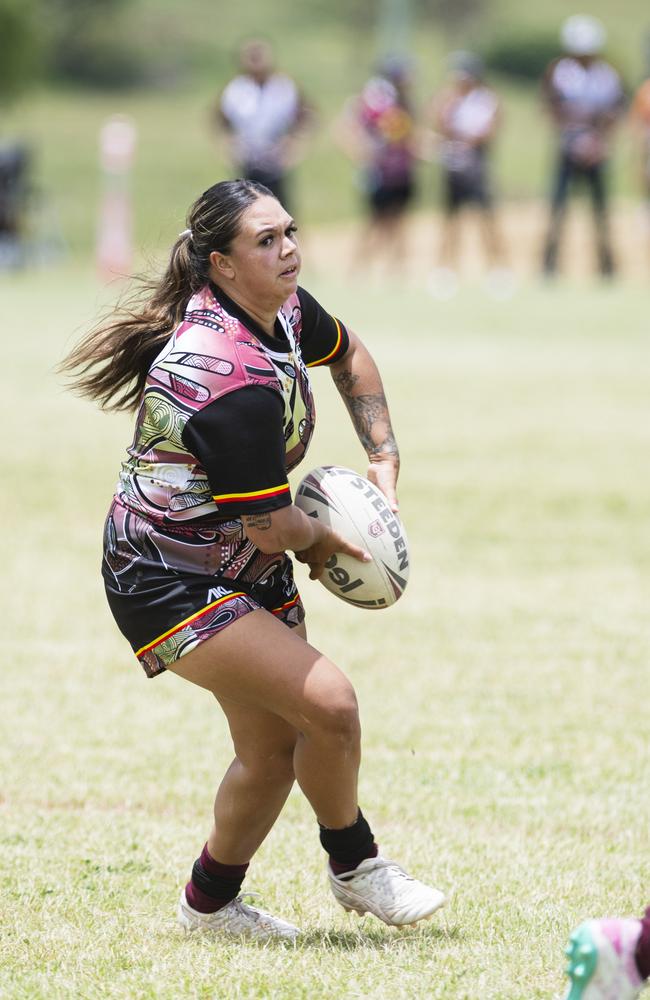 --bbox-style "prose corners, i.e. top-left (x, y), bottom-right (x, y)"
top-left (0, 0), bottom-right (631, 104)
top-left (0, 0), bottom-right (185, 100)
